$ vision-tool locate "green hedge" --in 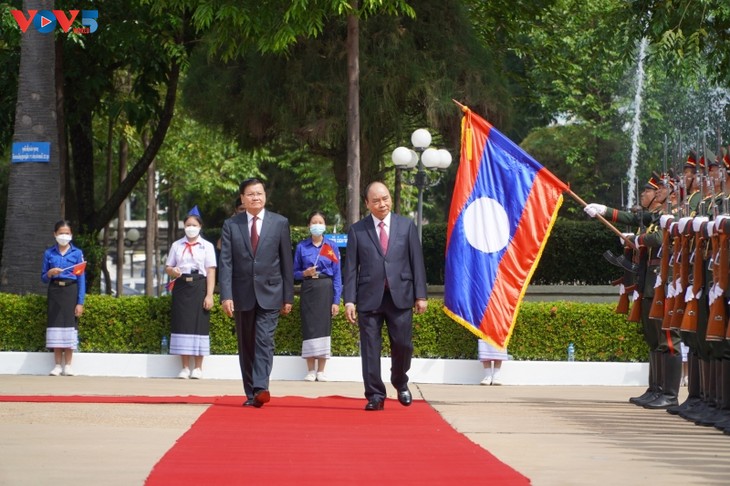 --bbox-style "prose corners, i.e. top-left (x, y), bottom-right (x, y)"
top-left (0, 293), bottom-right (648, 361)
